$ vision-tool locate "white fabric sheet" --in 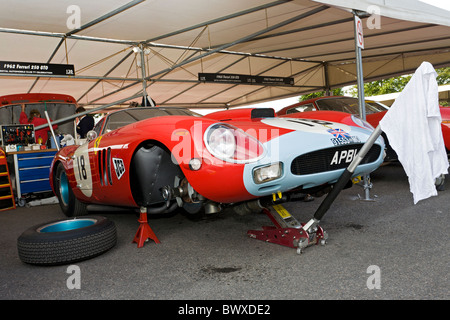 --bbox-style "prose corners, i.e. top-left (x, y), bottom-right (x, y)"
top-left (379, 61), bottom-right (449, 204)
